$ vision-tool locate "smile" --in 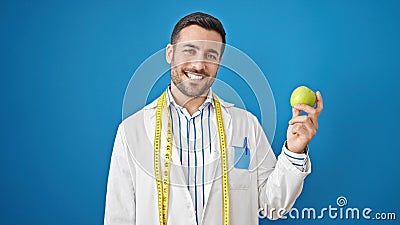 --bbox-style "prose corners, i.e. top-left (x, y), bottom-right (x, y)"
top-left (185, 72), bottom-right (204, 80)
